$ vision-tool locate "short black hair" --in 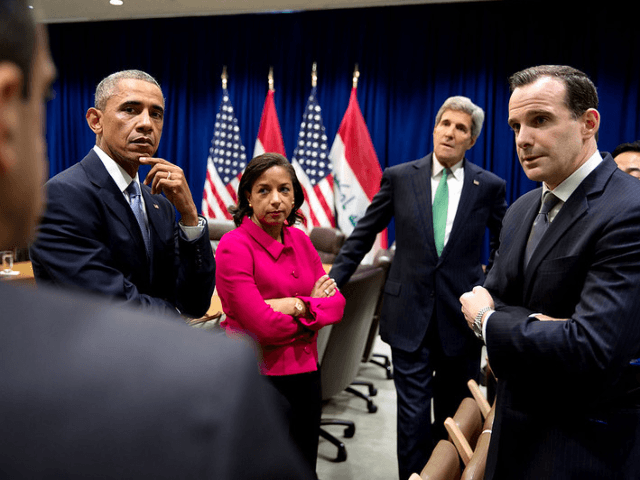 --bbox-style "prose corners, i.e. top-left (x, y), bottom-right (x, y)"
top-left (0, 0), bottom-right (36, 98)
top-left (509, 65), bottom-right (598, 120)
top-left (612, 141), bottom-right (640, 159)
top-left (231, 153), bottom-right (305, 228)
